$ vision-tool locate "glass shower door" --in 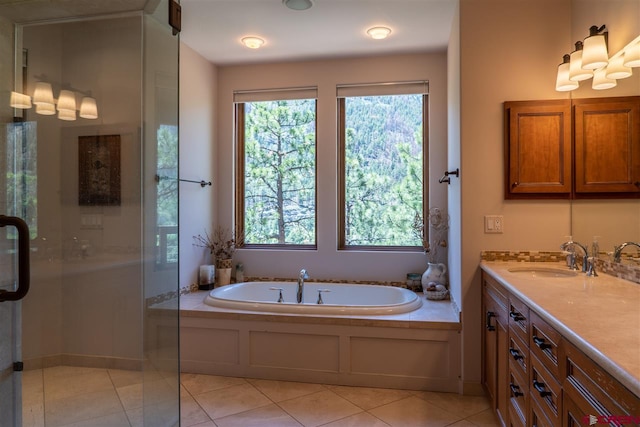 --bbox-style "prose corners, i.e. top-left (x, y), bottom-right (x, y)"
top-left (0, 2), bottom-right (180, 426)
